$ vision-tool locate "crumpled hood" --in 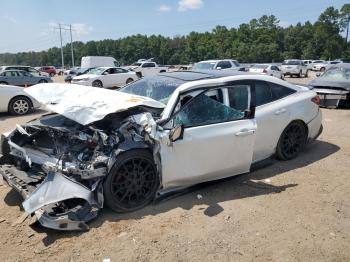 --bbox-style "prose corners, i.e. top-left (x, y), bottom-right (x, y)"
top-left (309, 79), bottom-right (350, 91)
top-left (24, 83), bottom-right (165, 125)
